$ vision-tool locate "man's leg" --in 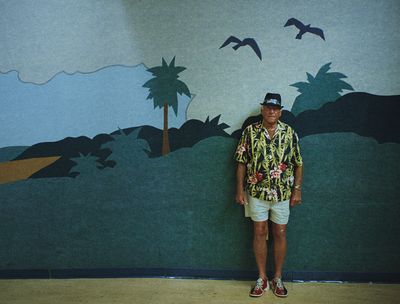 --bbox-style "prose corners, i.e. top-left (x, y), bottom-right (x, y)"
top-left (247, 196), bottom-right (271, 297)
top-left (269, 200), bottom-right (290, 298)
top-left (253, 220), bottom-right (268, 279)
top-left (271, 223), bottom-right (287, 279)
